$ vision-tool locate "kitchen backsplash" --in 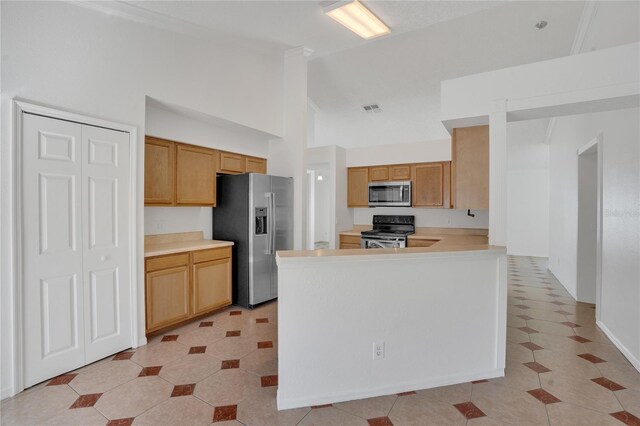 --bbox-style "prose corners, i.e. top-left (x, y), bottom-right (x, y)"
top-left (353, 207), bottom-right (488, 229)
